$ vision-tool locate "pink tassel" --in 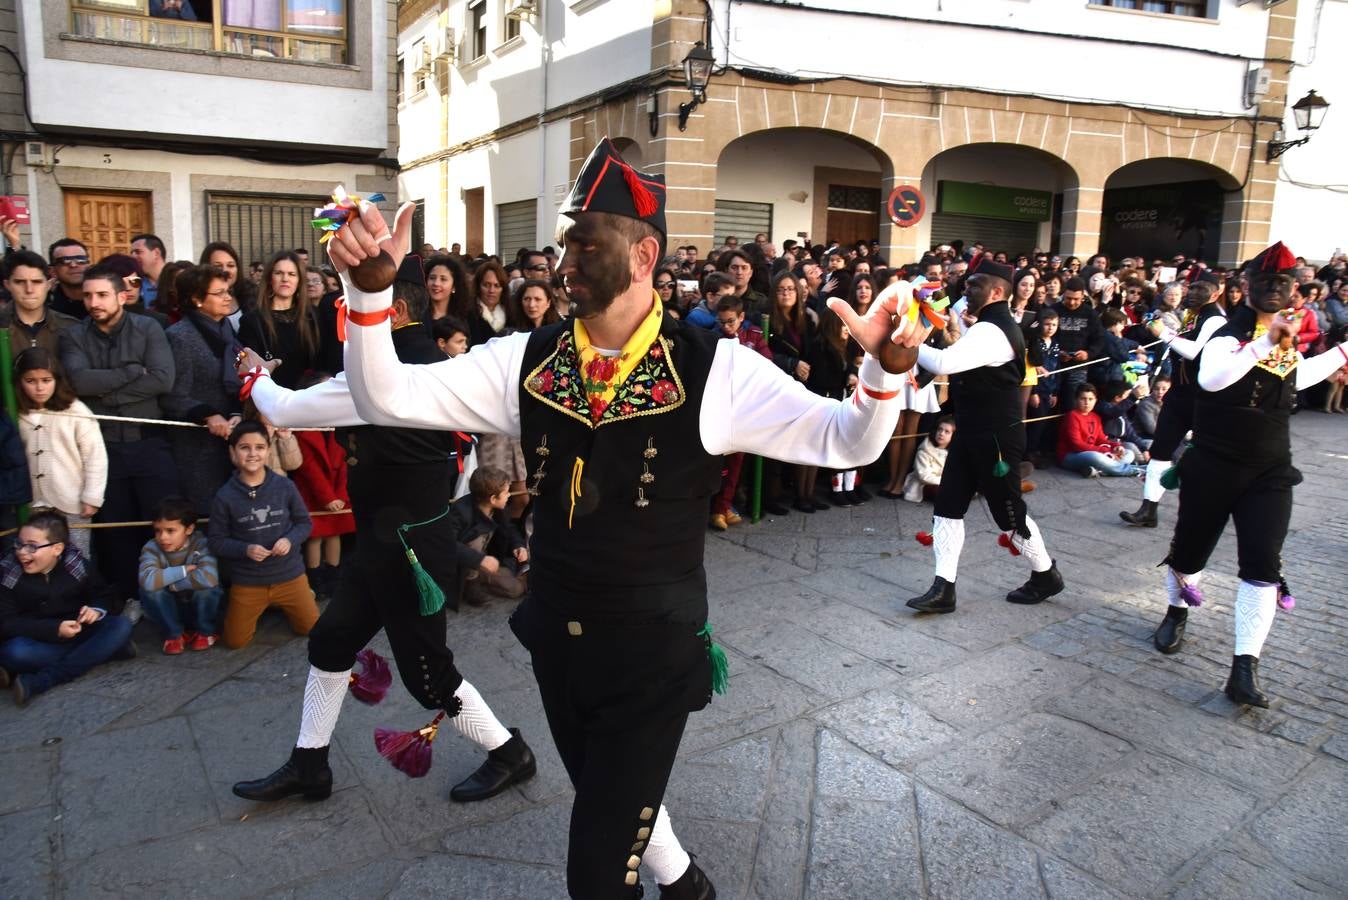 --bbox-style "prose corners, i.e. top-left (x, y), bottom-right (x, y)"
top-left (997, 533), bottom-right (1021, 557)
top-left (916, 531), bottom-right (933, 546)
top-left (349, 649), bottom-right (392, 705)
top-left (374, 711), bottom-right (445, 778)
top-left (1178, 583), bottom-right (1203, 608)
